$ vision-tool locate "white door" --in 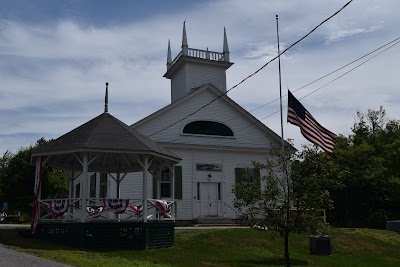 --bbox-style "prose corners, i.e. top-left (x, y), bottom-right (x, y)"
top-left (200, 182), bottom-right (218, 217)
